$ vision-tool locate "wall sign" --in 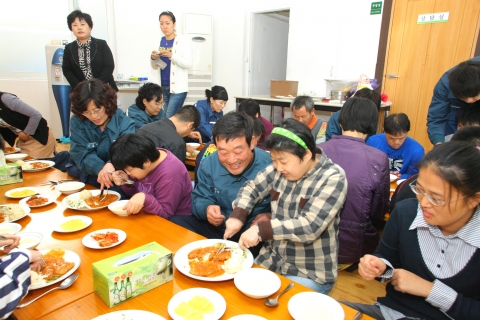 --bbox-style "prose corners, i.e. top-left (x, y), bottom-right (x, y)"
top-left (370, 2), bottom-right (382, 15)
top-left (418, 12), bottom-right (449, 24)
